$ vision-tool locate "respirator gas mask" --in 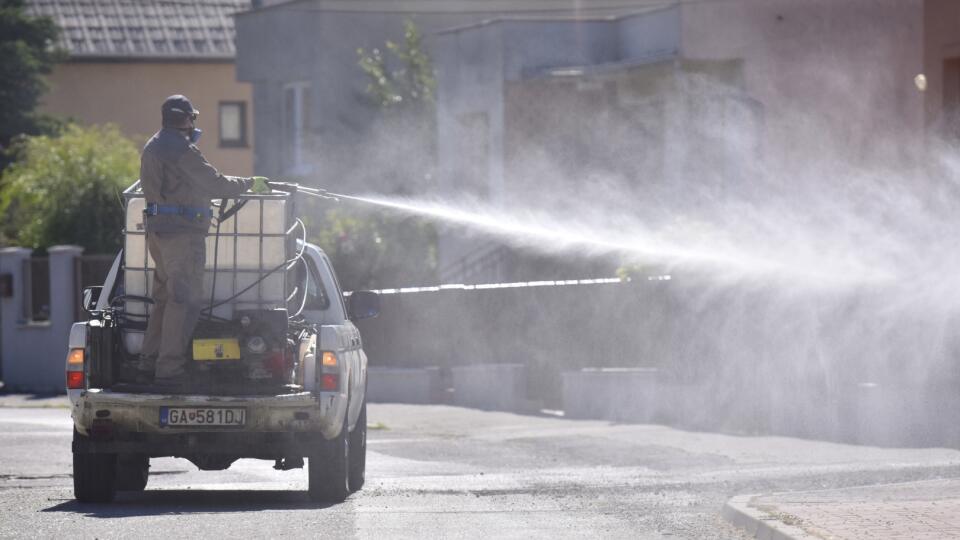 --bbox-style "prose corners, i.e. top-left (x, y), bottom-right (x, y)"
top-left (182, 114), bottom-right (202, 144)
